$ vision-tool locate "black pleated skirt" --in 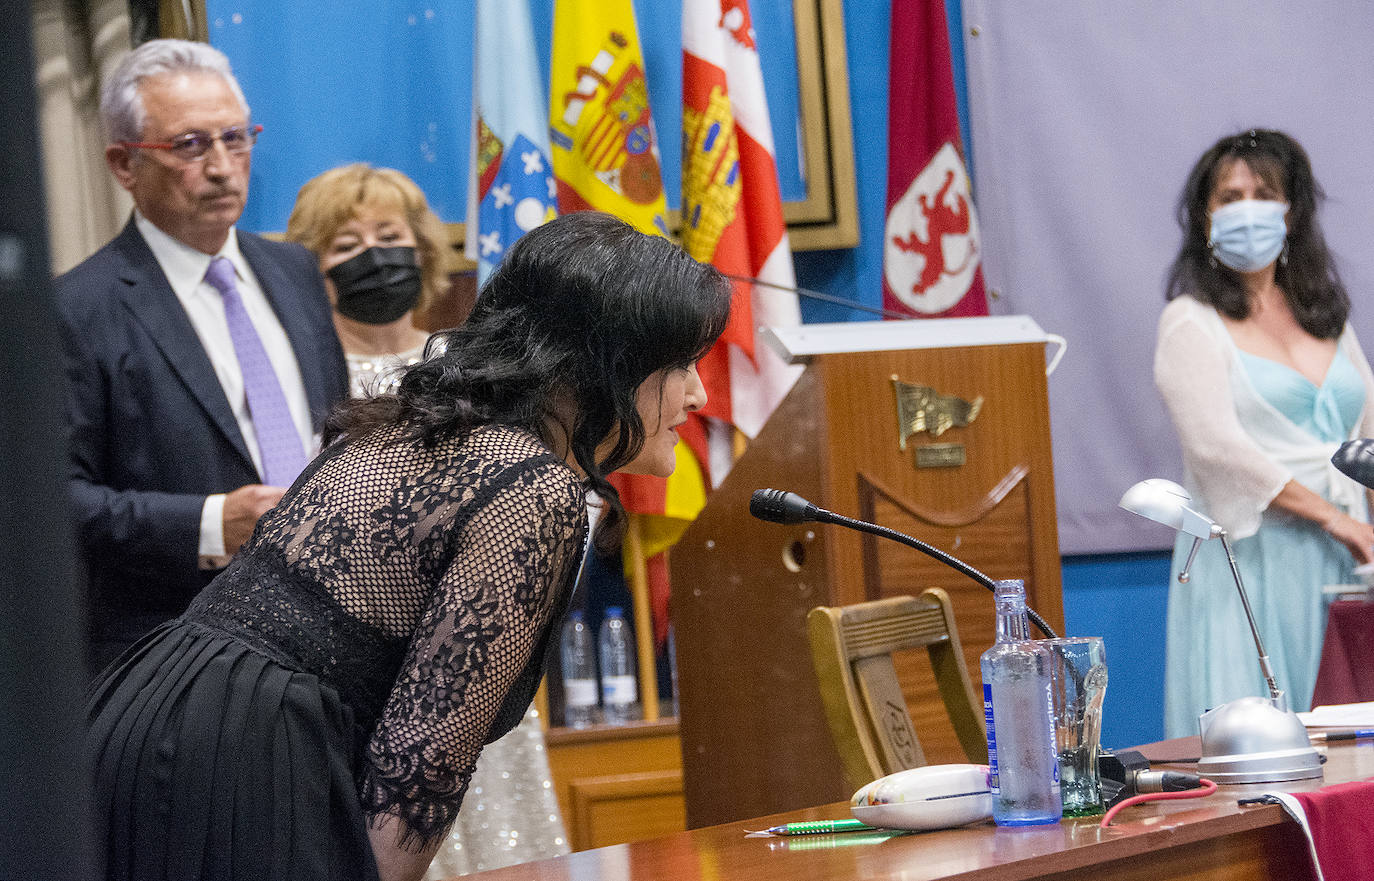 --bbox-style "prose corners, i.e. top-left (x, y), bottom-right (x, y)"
top-left (86, 621), bottom-right (380, 881)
